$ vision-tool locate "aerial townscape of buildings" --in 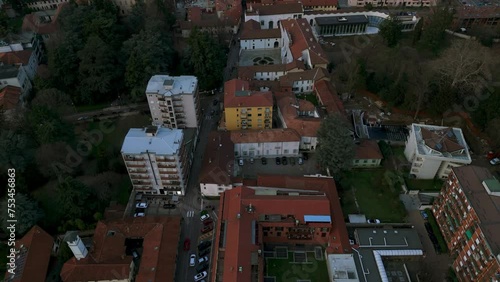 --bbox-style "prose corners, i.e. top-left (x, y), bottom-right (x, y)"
top-left (1, 0), bottom-right (500, 279)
